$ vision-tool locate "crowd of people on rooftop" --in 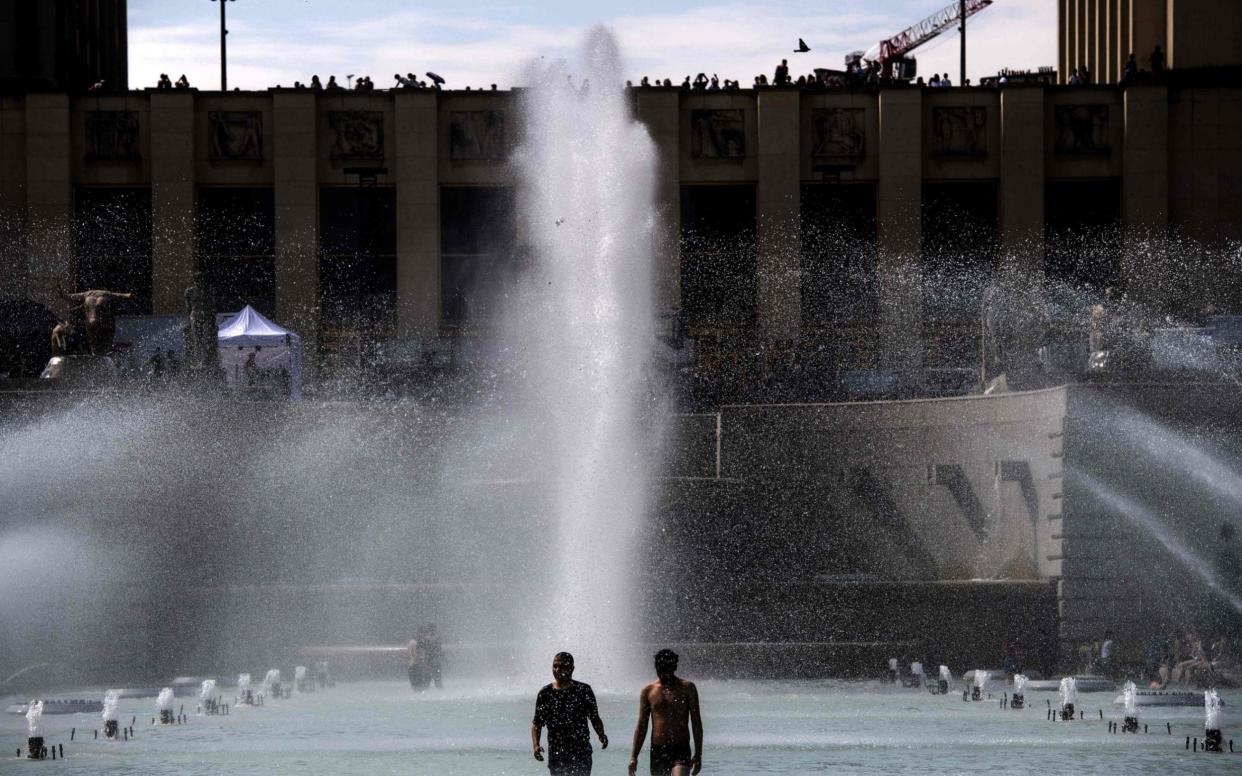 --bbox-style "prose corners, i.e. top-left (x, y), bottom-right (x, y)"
top-left (140, 41), bottom-right (1192, 94)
